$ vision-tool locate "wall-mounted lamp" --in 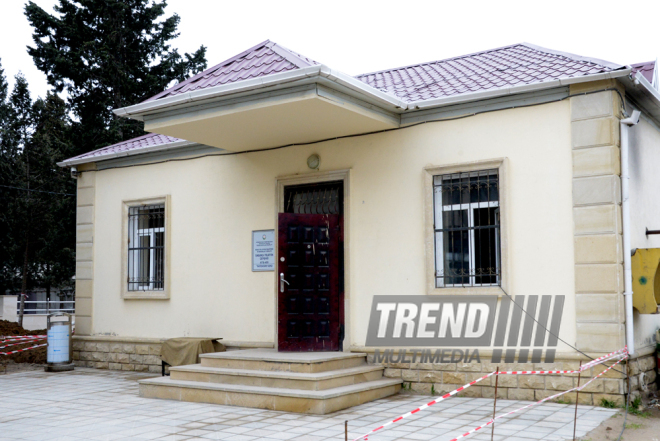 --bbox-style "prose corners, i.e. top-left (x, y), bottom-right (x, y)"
top-left (307, 154), bottom-right (320, 170)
